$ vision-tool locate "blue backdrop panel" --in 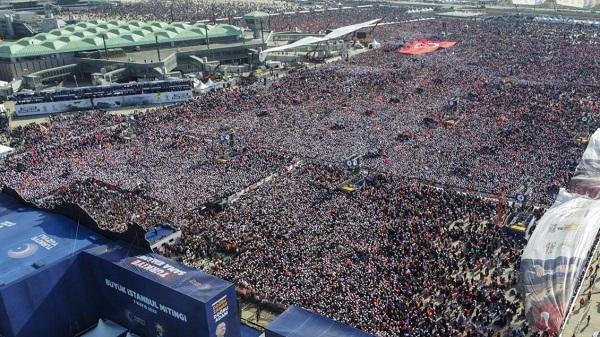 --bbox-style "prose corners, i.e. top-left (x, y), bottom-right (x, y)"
top-left (0, 254), bottom-right (99, 337)
top-left (0, 193), bottom-right (104, 337)
top-left (144, 225), bottom-right (175, 245)
top-left (240, 325), bottom-right (262, 337)
top-left (0, 193), bottom-right (103, 286)
top-left (266, 306), bottom-right (375, 337)
top-left (83, 242), bottom-right (241, 337)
